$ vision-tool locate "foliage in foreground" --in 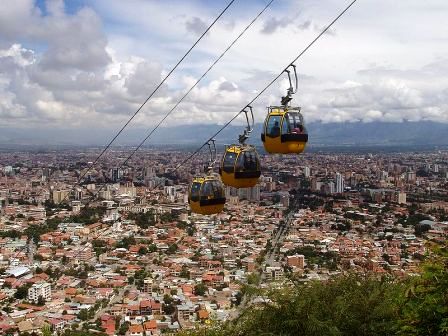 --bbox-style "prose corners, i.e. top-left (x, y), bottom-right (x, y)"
top-left (182, 242), bottom-right (447, 336)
